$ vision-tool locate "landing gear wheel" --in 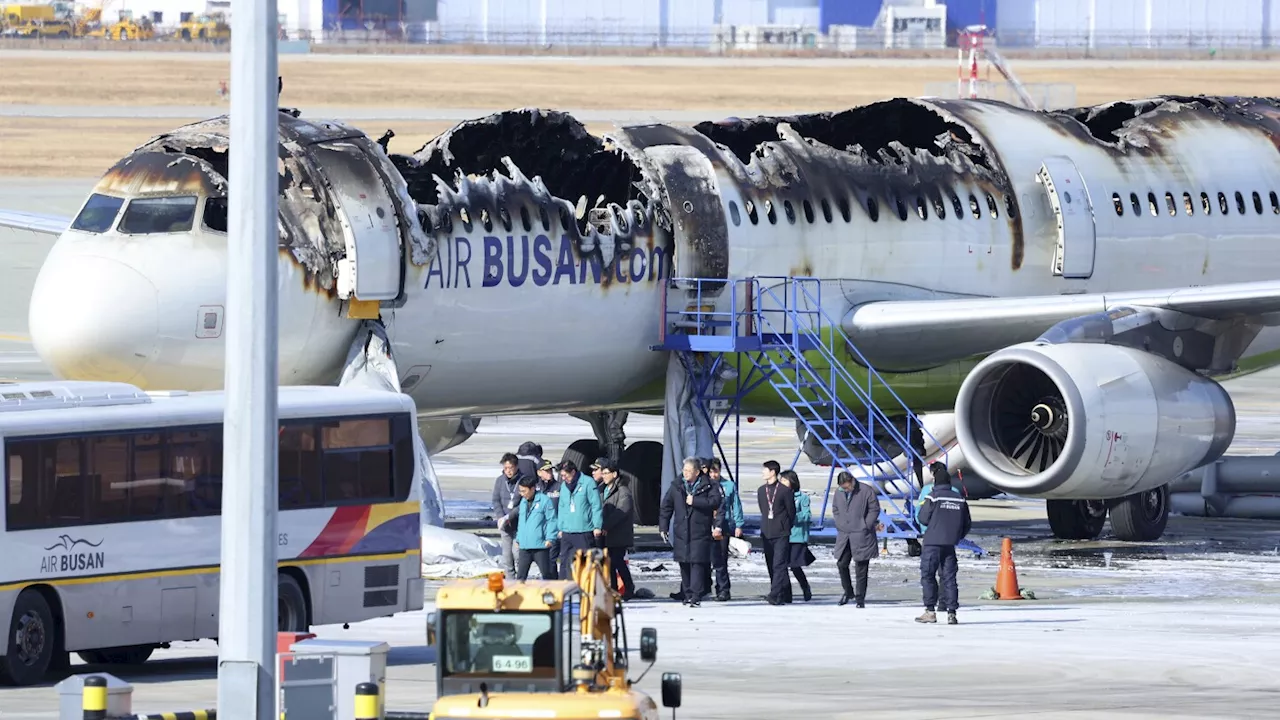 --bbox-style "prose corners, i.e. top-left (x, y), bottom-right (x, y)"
top-left (278, 573), bottom-right (309, 632)
top-left (77, 645), bottom-right (154, 666)
top-left (620, 440), bottom-right (663, 526)
top-left (1108, 485), bottom-right (1170, 542)
top-left (1046, 499), bottom-right (1106, 540)
top-left (560, 439), bottom-right (601, 475)
top-left (0, 590), bottom-right (58, 686)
